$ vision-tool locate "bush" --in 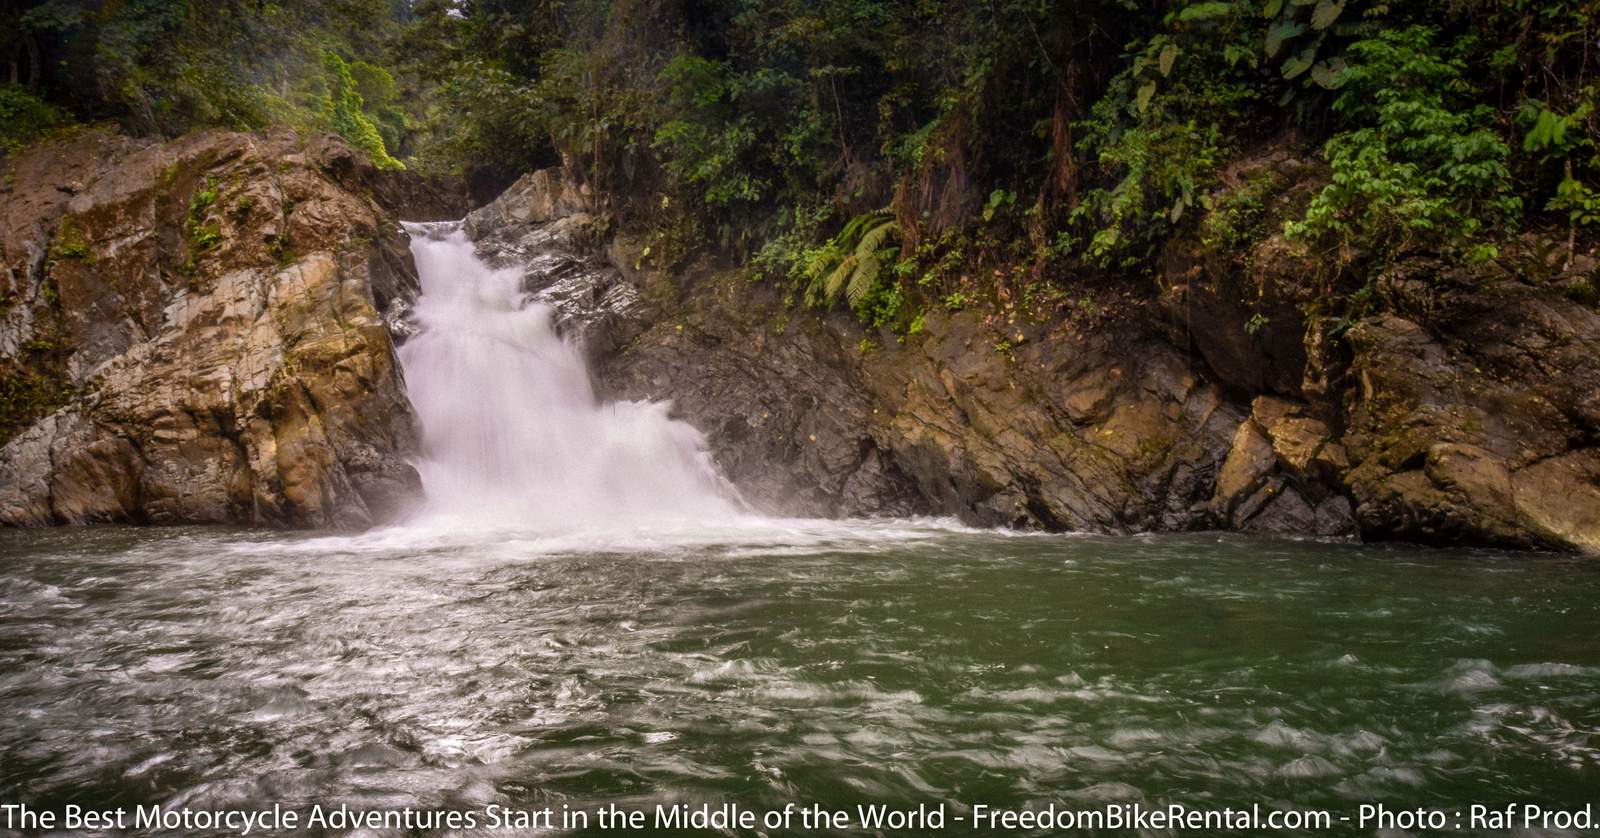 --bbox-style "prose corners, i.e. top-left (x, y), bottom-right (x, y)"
top-left (321, 52), bottom-right (403, 171)
top-left (1286, 27), bottom-right (1521, 265)
top-left (0, 84), bottom-right (63, 154)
